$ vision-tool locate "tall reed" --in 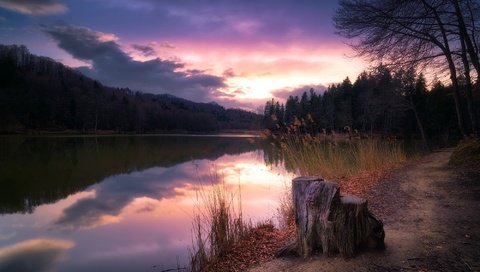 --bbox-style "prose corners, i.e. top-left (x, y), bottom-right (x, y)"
top-left (264, 120), bottom-right (410, 235)
top-left (276, 182), bottom-right (295, 229)
top-left (189, 170), bottom-right (250, 272)
top-left (265, 123), bottom-right (407, 179)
